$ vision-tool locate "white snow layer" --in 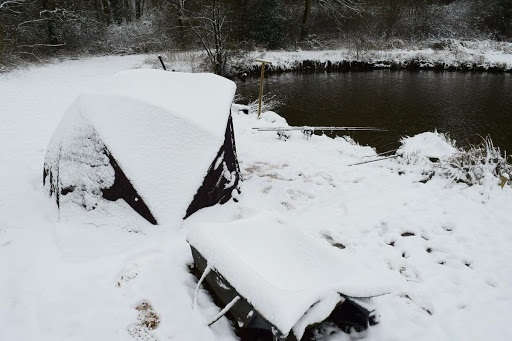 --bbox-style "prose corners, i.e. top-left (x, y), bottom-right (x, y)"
top-left (247, 40), bottom-right (512, 71)
top-left (187, 213), bottom-right (393, 335)
top-left (398, 132), bottom-right (458, 160)
top-left (2, 55), bottom-right (512, 341)
top-left (45, 69), bottom-right (236, 224)
top-left (97, 70), bottom-right (236, 139)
